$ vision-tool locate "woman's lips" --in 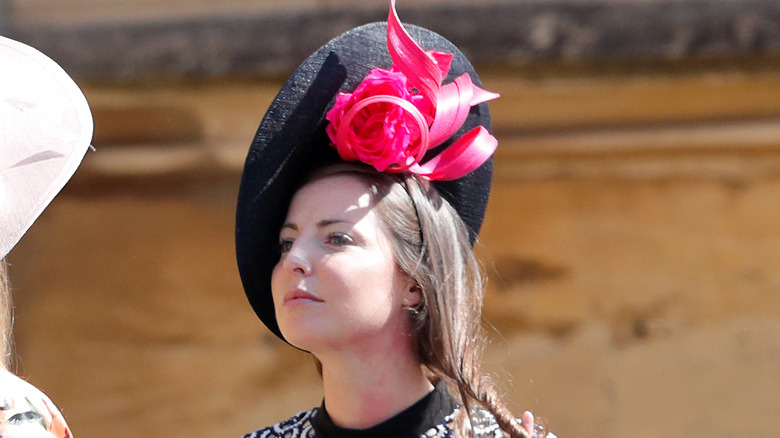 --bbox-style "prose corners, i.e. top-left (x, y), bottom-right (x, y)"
top-left (283, 289), bottom-right (323, 306)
